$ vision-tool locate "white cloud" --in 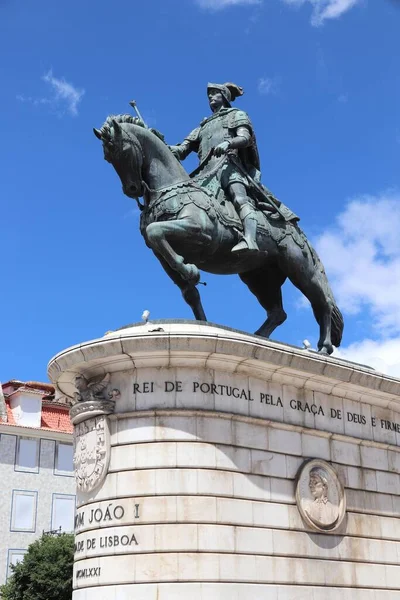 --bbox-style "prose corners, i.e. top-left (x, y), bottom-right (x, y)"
top-left (17, 71), bottom-right (84, 117)
top-left (316, 192), bottom-right (400, 334)
top-left (258, 76), bottom-right (281, 96)
top-left (315, 192), bottom-right (400, 377)
top-left (282, 0), bottom-right (359, 25)
top-left (196, 0), bottom-right (260, 9)
top-left (334, 338), bottom-right (400, 378)
top-left (195, 0), bottom-right (358, 21)
top-left (42, 70), bottom-right (84, 116)
top-left (16, 94), bottom-right (50, 107)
